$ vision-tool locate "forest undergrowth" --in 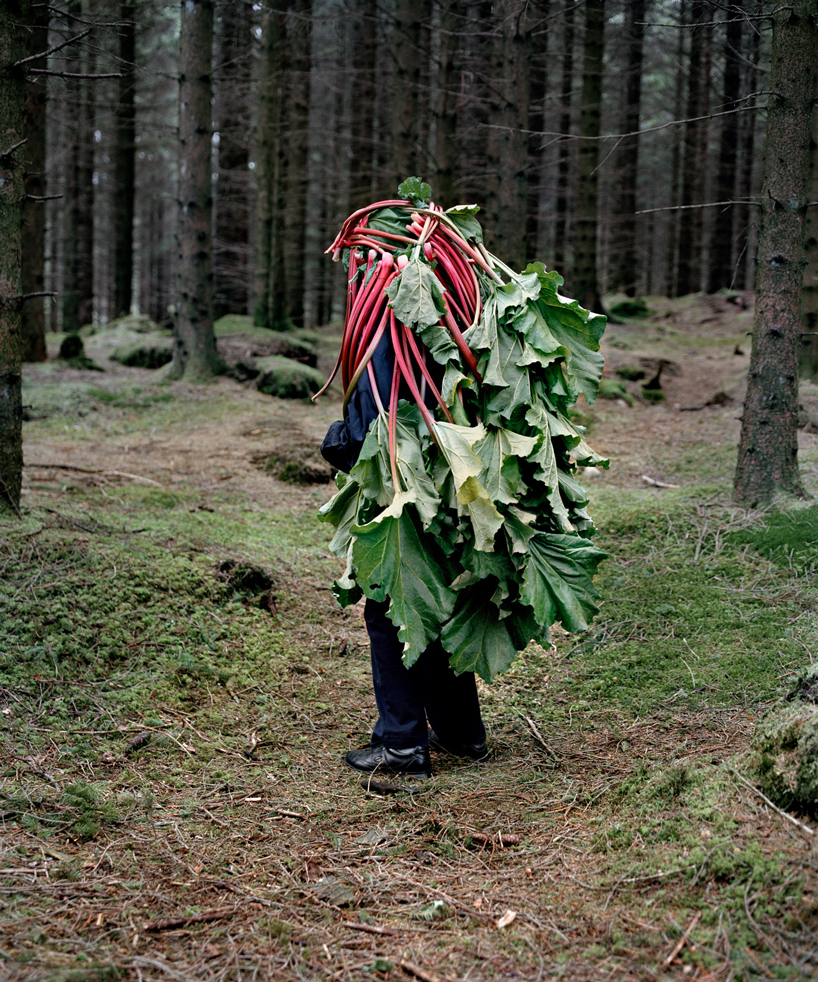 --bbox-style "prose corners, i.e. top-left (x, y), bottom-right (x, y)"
top-left (2, 302), bottom-right (818, 982)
